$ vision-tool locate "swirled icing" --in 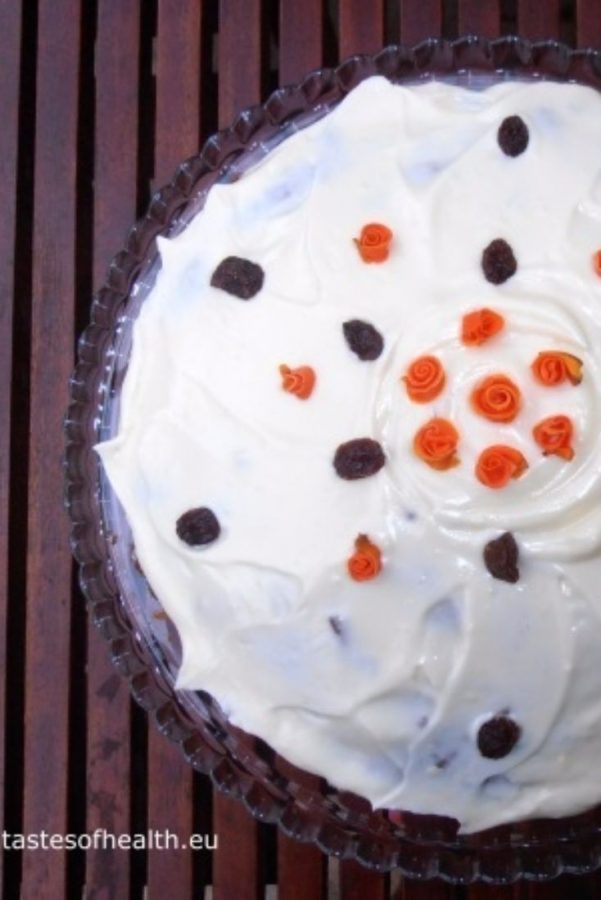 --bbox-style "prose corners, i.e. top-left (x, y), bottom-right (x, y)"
top-left (97, 77), bottom-right (601, 832)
